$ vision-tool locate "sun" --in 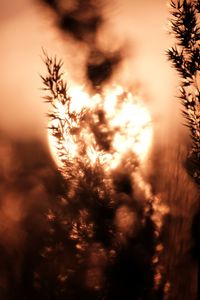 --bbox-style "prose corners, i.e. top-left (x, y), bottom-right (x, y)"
top-left (48, 84), bottom-right (153, 172)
